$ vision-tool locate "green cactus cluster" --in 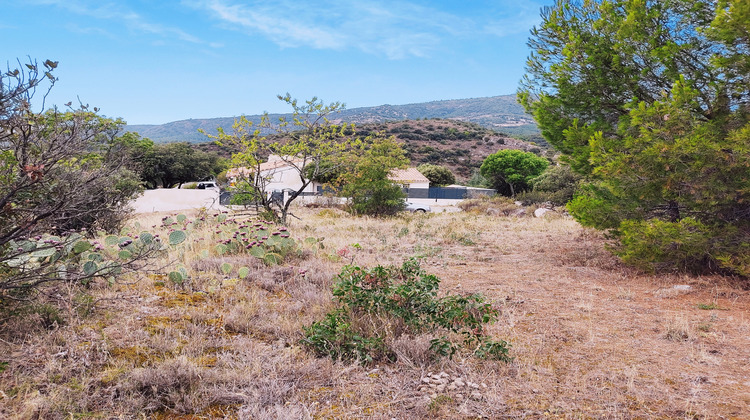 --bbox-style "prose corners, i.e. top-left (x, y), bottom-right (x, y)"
top-left (4, 229), bottom-right (165, 286)
top-left (143, 212), bottom-right (324, 285)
